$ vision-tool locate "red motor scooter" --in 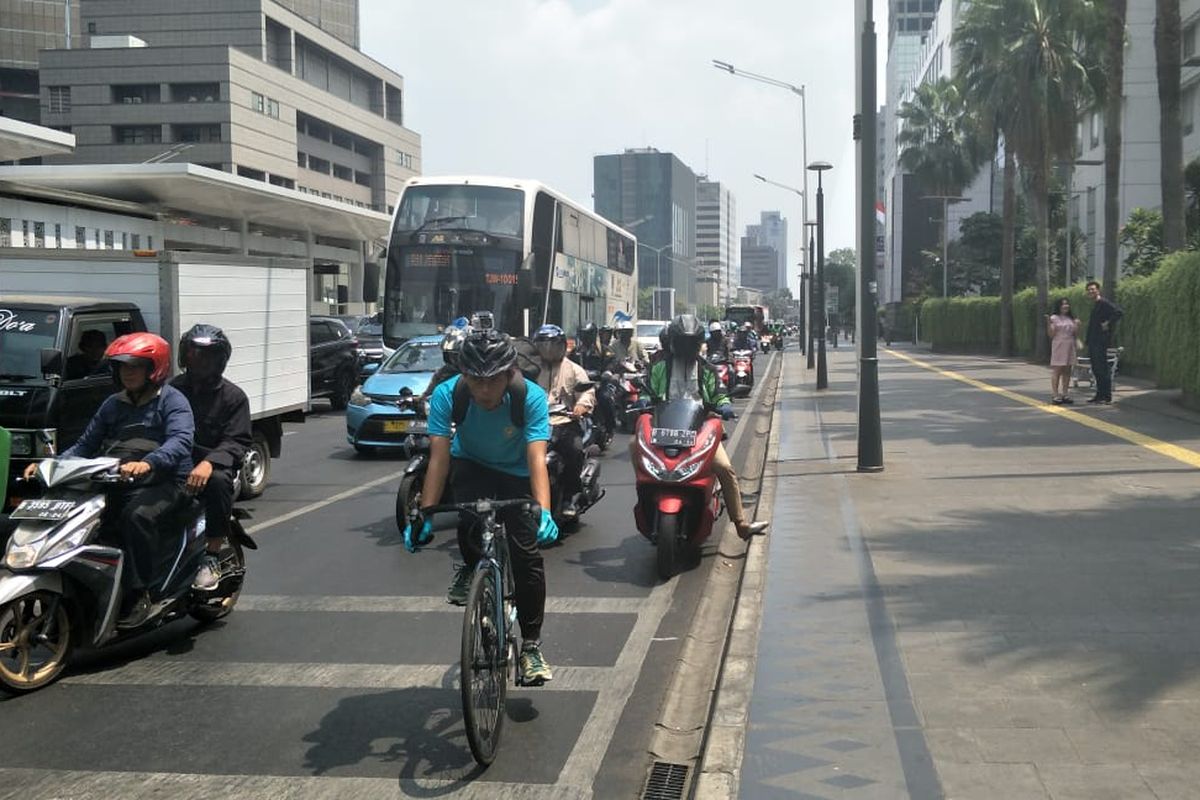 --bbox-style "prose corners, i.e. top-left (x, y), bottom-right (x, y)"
top-left (631, 397), bottom-right (726, 579)
top-left (730, 349), bottom-right (754, 398)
